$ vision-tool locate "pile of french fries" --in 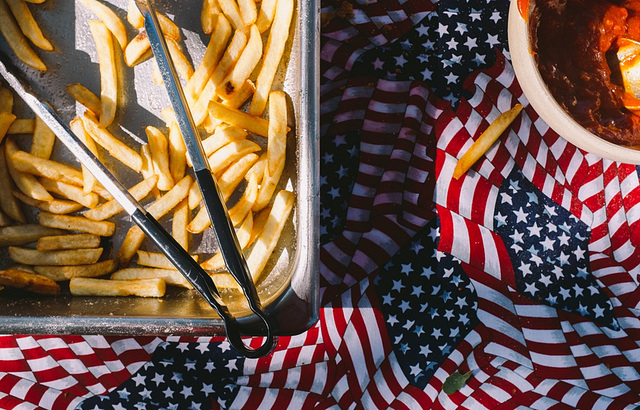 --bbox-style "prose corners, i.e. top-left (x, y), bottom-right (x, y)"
top-left (0, 0), bottom-right (296, 299)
